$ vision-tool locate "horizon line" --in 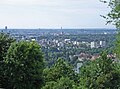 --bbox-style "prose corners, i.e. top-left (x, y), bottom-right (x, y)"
top-left (0, 27), bottom-right (116, 30)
